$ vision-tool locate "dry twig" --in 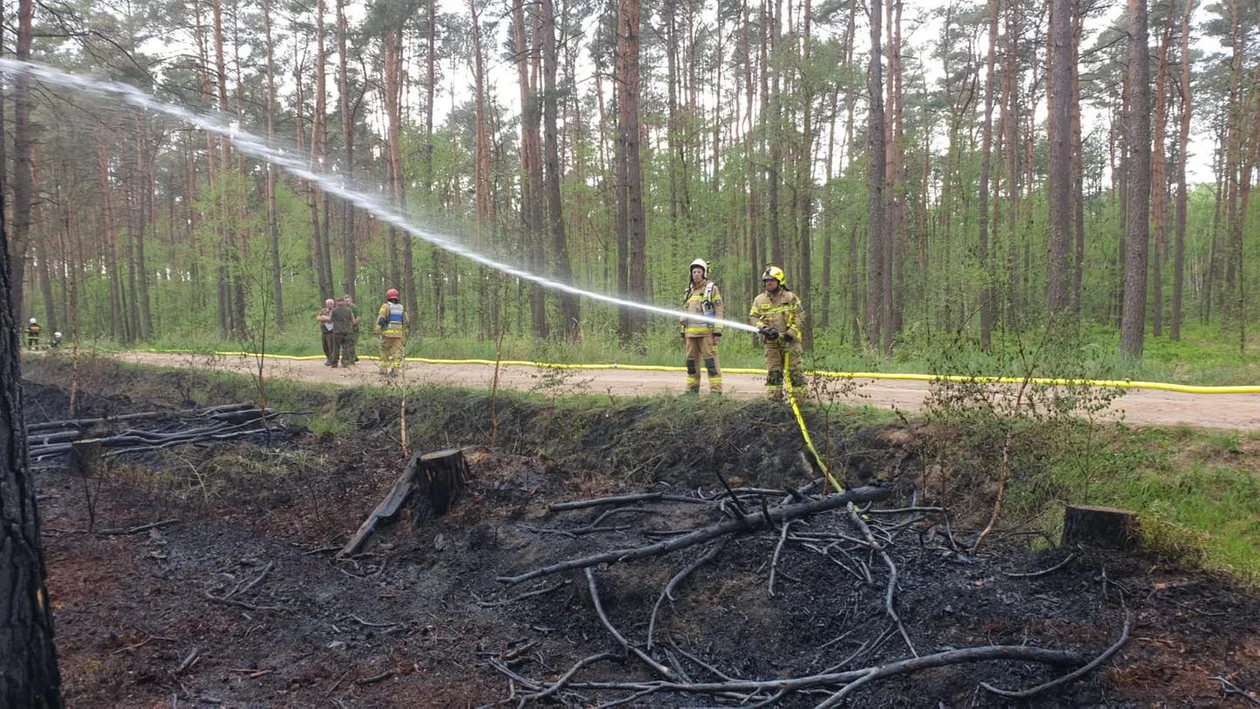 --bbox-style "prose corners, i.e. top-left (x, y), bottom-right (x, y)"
top-left (499, 486), bottom-right (891, 586)
top-left (647, 538), bottom-right (730, 650)
top-left (584, 568), bottom-right (673, 679)
top-left (848, 503), bottom-right (916, 657)
top-left (980, 610), bottom-right (1132, 700)
top-left (1003, 552), bottom-right (1077, 579)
